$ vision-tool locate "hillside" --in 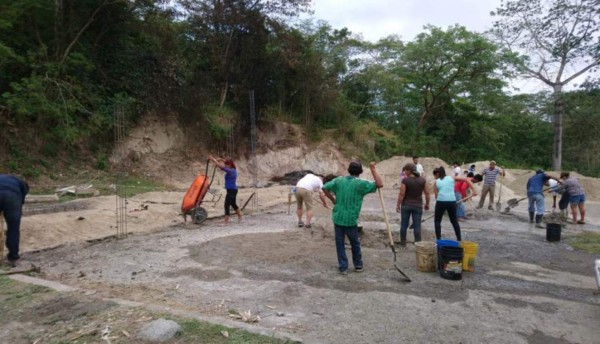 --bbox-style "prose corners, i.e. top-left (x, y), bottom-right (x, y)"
top-left (110, 114), bottom-right (600, 201)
